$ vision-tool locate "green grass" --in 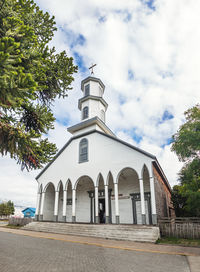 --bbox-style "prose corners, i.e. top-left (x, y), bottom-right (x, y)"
top-left (156, 237), bottom-right (200, 247)
top-left (3, 224), bottom-right (22, 229)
